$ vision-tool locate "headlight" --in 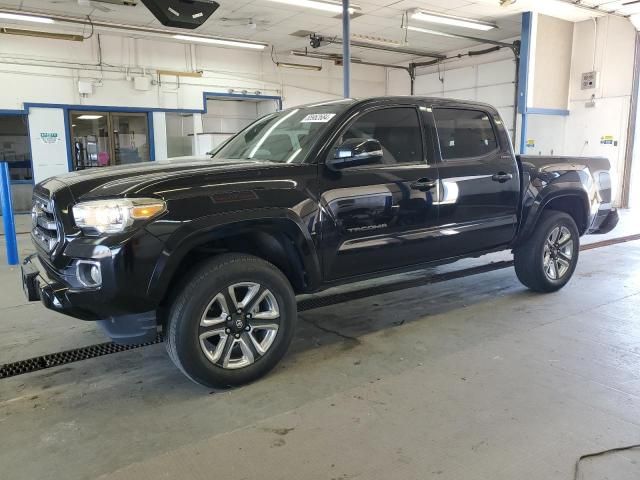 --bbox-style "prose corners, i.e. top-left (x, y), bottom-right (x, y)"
top-left (72, 198), bottom-right (166, 234)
